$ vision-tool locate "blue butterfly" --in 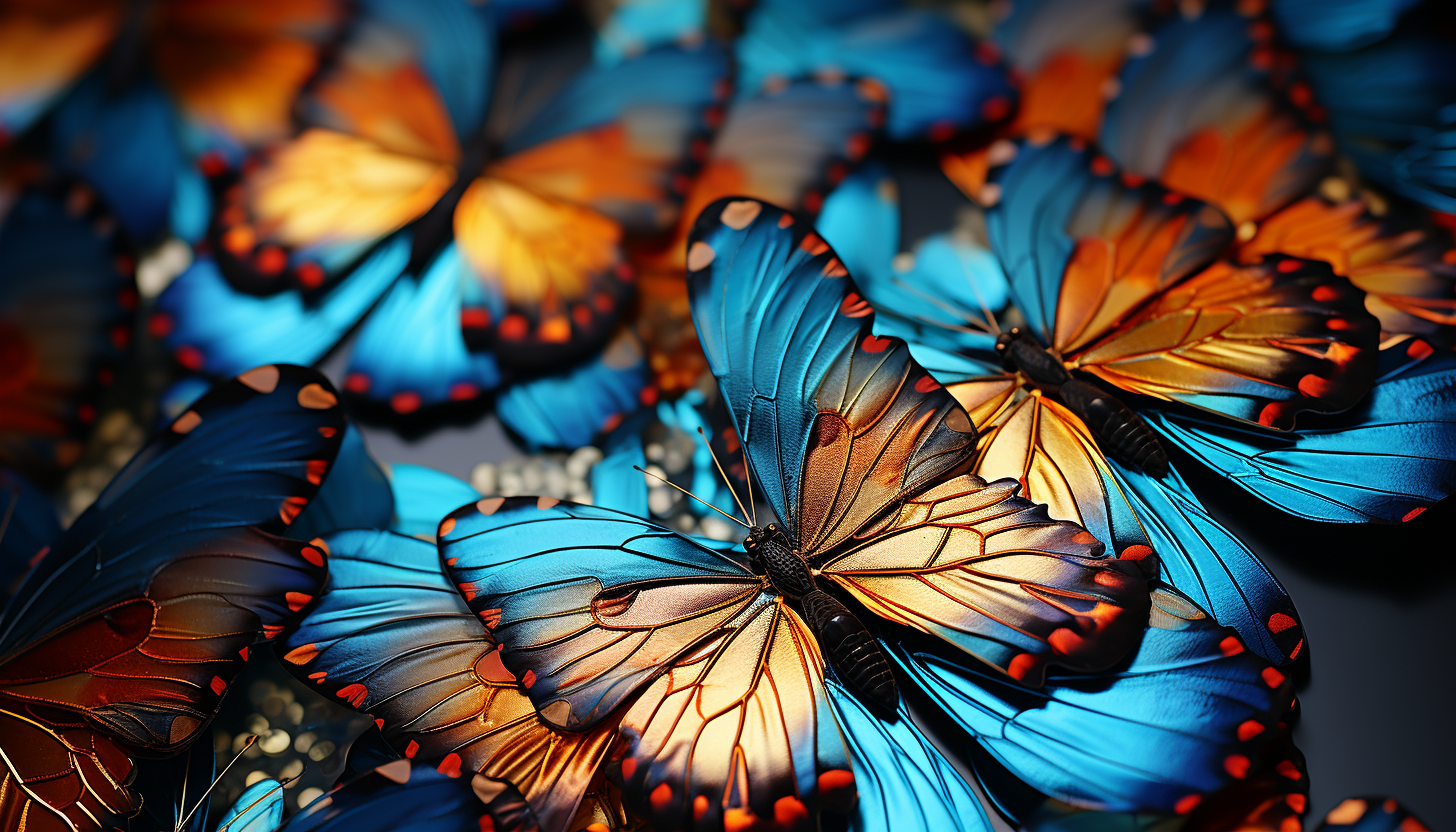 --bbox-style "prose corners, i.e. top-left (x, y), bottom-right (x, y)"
top-left (155, 0), bottom-right (727, 444)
